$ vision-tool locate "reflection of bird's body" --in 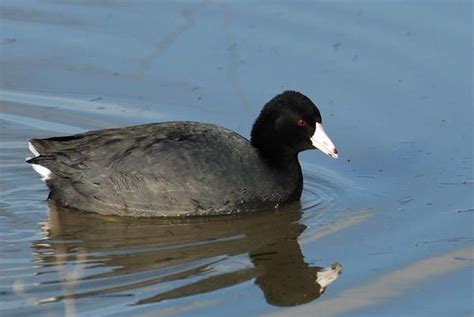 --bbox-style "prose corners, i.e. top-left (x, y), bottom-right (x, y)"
top-left (27, 91), bottom-right (338, 217)
top-left (35, 202), bottom-right (342, 306)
